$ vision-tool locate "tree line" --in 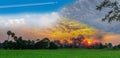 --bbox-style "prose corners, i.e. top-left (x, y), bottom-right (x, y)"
top-left (0, 30), bottom-right (120, 49)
